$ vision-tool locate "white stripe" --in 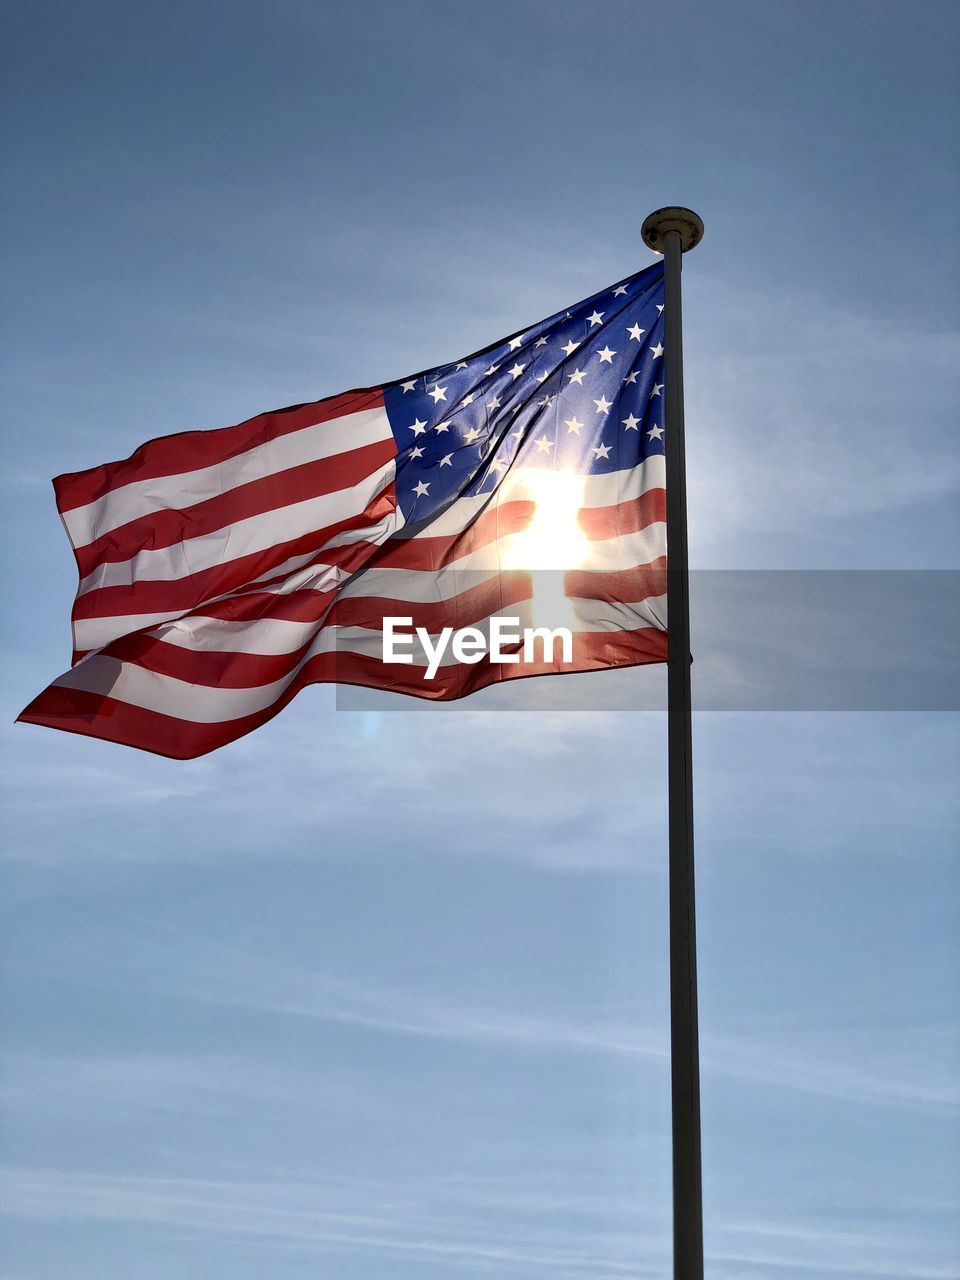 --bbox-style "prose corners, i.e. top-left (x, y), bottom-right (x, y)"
top-left (56, 652), bottom-right (310, 722)
top-left (492, 456), bottom-right (664, 511)
top-left (540, 454), bottom-right (663, 509)
top-left (62, 407), bottom-right (394, 548)
top-left (568, 592), bottom-right (667, 633)
top-left (73, 609), bottom-right (191, 654)
top-left (577, 521), bottom-right (665, 572)
top-left (340, 557), bottom-right (504, 604)
top-left (408, 455), bottom-right (665, 538)
top-left (77, 460), bottom-right (396, 595)
top-left (154, 613), bottom-right (325, 657)
top-left (342, 520), bottom-right (664, 596)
